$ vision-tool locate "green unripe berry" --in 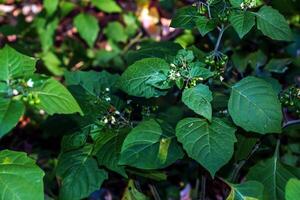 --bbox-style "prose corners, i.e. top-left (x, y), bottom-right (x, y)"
top-left (22, 97), bottom-right (28, 102)
top-left (35, 98), bottom-right (41, 104)
top-left (29, 100), bottom-right (35, 105)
